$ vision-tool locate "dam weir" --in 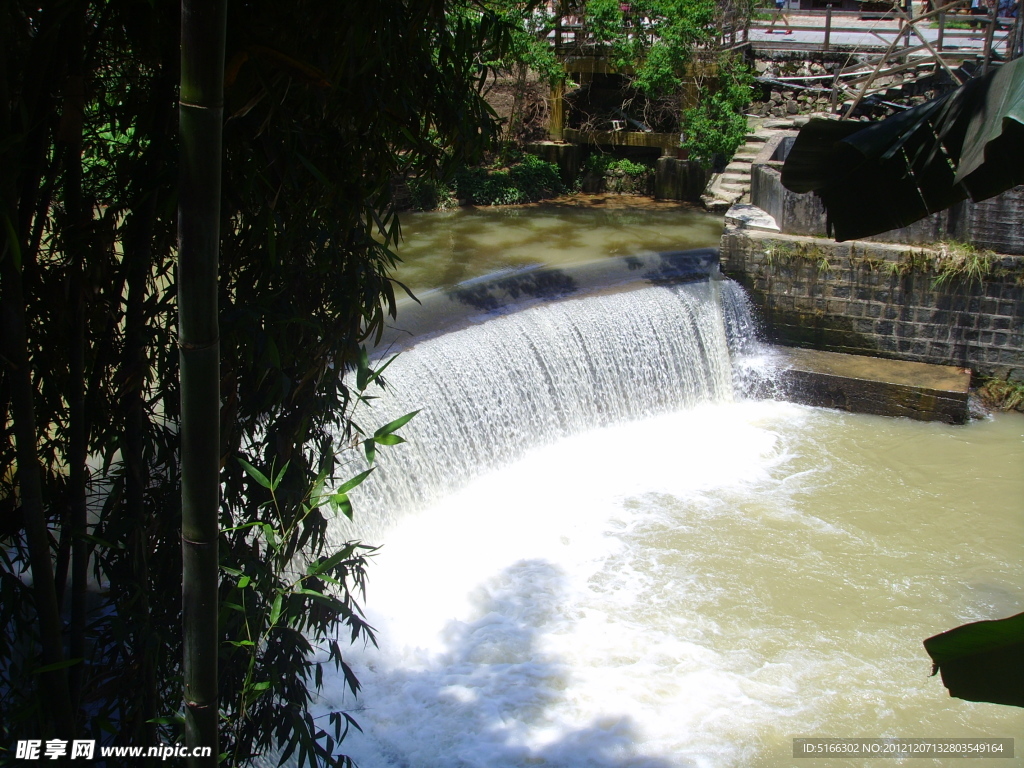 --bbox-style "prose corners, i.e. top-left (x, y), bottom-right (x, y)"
top-left (332, 250), bottom-right (752, 540)
top-left (294, 252), bottom-right (1022, 768)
